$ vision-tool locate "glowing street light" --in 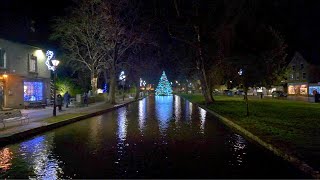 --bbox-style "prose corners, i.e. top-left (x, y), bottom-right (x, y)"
top-left (52, 59), bottom-right (60, 116)
top-left (119, 71), bottom-right (126, 101)
top-left (238, 69), bottom-right (243, 76)
top-left (46, 50), bottom-right (60, 116)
